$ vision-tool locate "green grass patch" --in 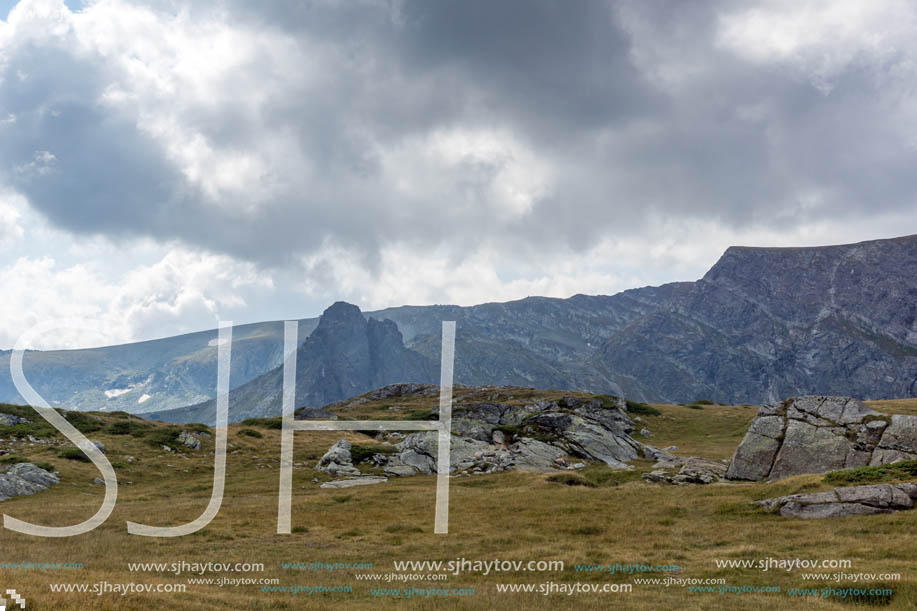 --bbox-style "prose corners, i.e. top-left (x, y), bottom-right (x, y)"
top-left (185, 423), bottom-right (212, 434)
top-left (569, 525), bottom-right (603, 536)
top-left (105, 420), bottom-right (153, 435)
top-left (237, 428), bottom-right (264, 439)
top-left (626, 400), bottom-right (662, 416)
top-left (546, 472), bottom-right (596, 488)
top-left (58, 447), bottom-right (90, 462)
top-left (144, 426), bottom-right (183, 448)
top-left (827, 583), bottom-right (895, 606)
top-left (350, 444), bottom-right (396, 464)
top-left (240, 417), bottom-right (283, 430)
top-left (577, 464), bottom-right (644, 487)
top-left (63, 411), bottom-right (104, 433)
top-left (824, 460), bottom-right (917, 486)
